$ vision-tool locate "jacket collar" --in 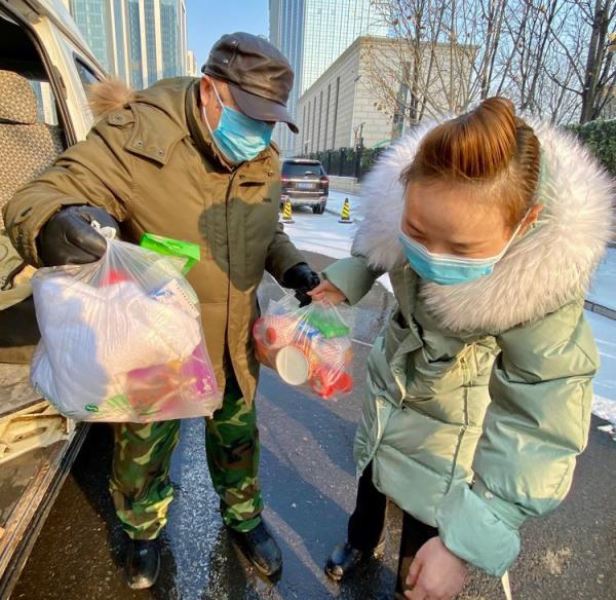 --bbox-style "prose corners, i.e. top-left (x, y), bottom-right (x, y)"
top-left (121, 78), bottom-right (196, 166)
top-left (353, 120), bottom-right (614, 333)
